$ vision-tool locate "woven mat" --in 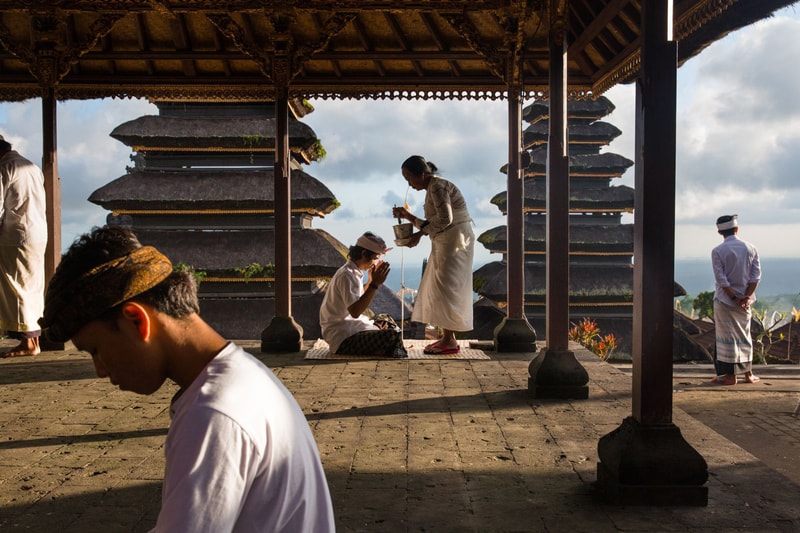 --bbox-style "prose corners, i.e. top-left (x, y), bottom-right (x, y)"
top-left (305, 338), bottom-right (491, 360)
